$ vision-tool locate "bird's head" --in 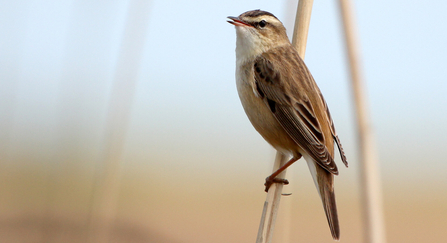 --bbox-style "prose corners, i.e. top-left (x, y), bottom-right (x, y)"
top-left (228, 10), bottom-right (290, 61)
